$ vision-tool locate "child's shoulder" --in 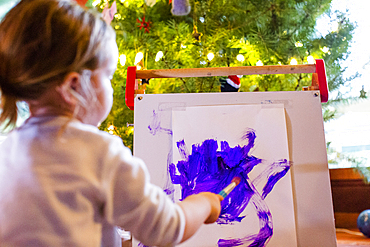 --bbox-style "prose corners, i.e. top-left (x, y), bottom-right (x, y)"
top-left (21, 115), bottom-right (123, 147)
top-left (65, 118), bottom-right (123, 145)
